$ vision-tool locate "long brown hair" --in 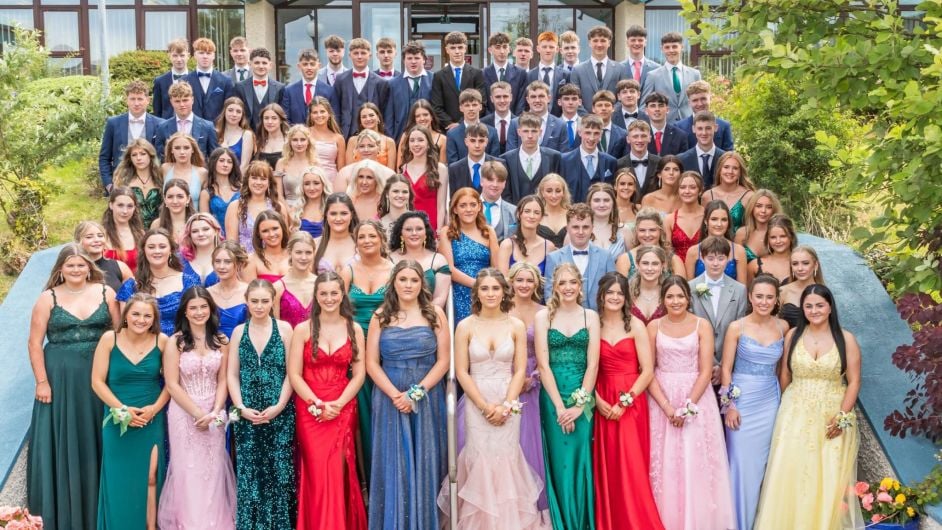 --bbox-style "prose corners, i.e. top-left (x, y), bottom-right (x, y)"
top-left (306, 96), bottom-right (342, 134)
top-left (377, 174), bottom-right (415, 218)
top-left (446, 187), bottom-right (491, 241)
top-left (114, 138), bottom-right (164, 190)
top-left (102, 187), bottom-right (145, 261)
top-left (238, 161), bottom-right (282, 226)
top-left (377, 260), bottom-right (439, 329)
top-left (511, 195), bottom-right (545, 258)
top-left (308, 271), bottom-right (359, 361)
top-left (156, 178), bottom-right (197, 235)
top-left (135, 228), bottom-right (183, 294)
top-left (596, 271), bottom-right (632, 332)
top-left (255, 103), bottom-right (289, 152)
top-left (117, 292), bottom-right (162, 334)
top-left (214, 96), bottom-right (251, 142)
top-left (313, 193), bottom-right (359, 268)
top-left (251, 210), bottom-right (289, 268)
top-left (43, 243), bottom-right (106, 290)
top-left (400, 125), bottom-right (441, 189)
top-left (357, 102), bottom-right (388, 136)
top-left (470, 268), bottom-right (514, 315)
top-left (355, 220), bottom-right (389, 259)
top-left (403, 99), bottom-right (442, 134)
